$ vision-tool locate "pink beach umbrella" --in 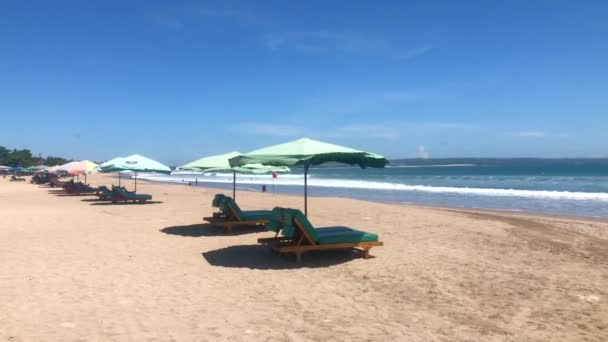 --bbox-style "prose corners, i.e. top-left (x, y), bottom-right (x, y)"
top-left (59, 160), bottom-right (98, 183)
